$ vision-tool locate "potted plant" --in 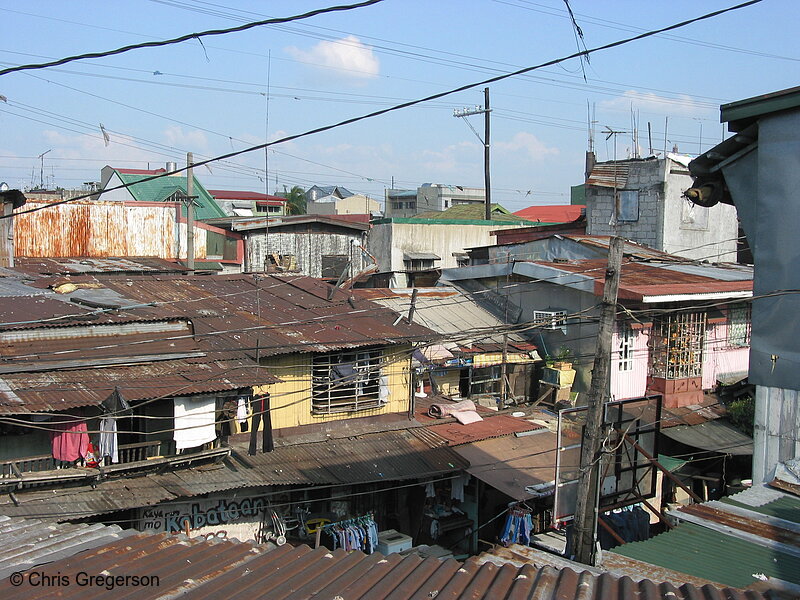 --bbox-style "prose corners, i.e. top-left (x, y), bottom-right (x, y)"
top-left (543, 348), bottom-right (575, 387)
